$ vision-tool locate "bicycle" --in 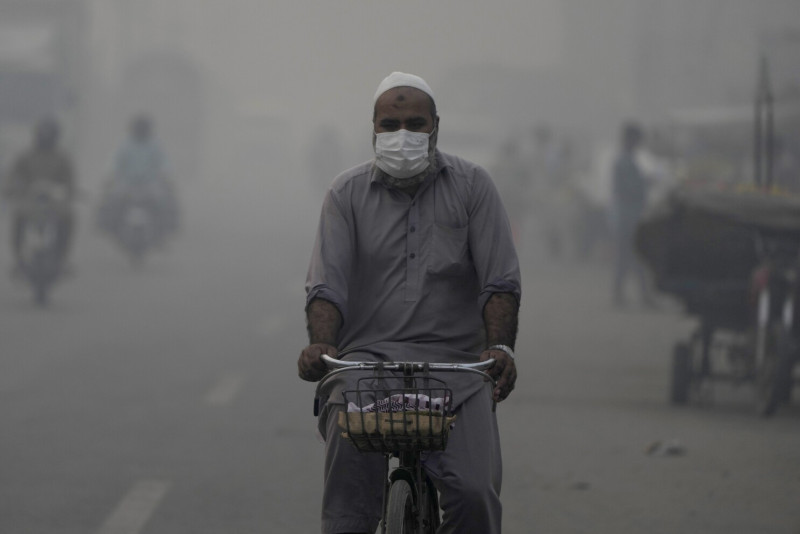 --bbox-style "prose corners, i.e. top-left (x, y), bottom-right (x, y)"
top-left (314, 353), bottom-right (496, 534)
